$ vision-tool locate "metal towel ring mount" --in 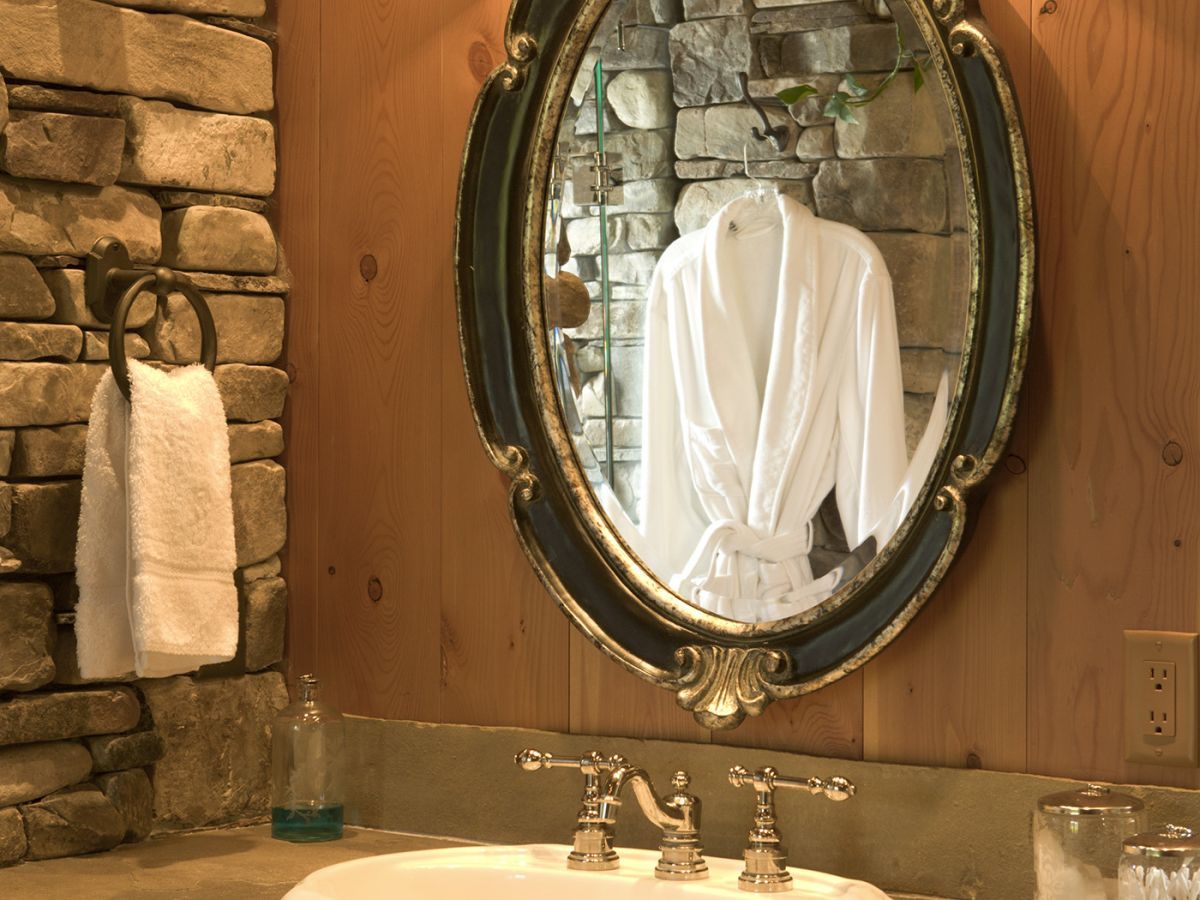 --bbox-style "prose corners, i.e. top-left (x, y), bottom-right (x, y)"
top-left (86, 237), bottom-right (218, 401)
